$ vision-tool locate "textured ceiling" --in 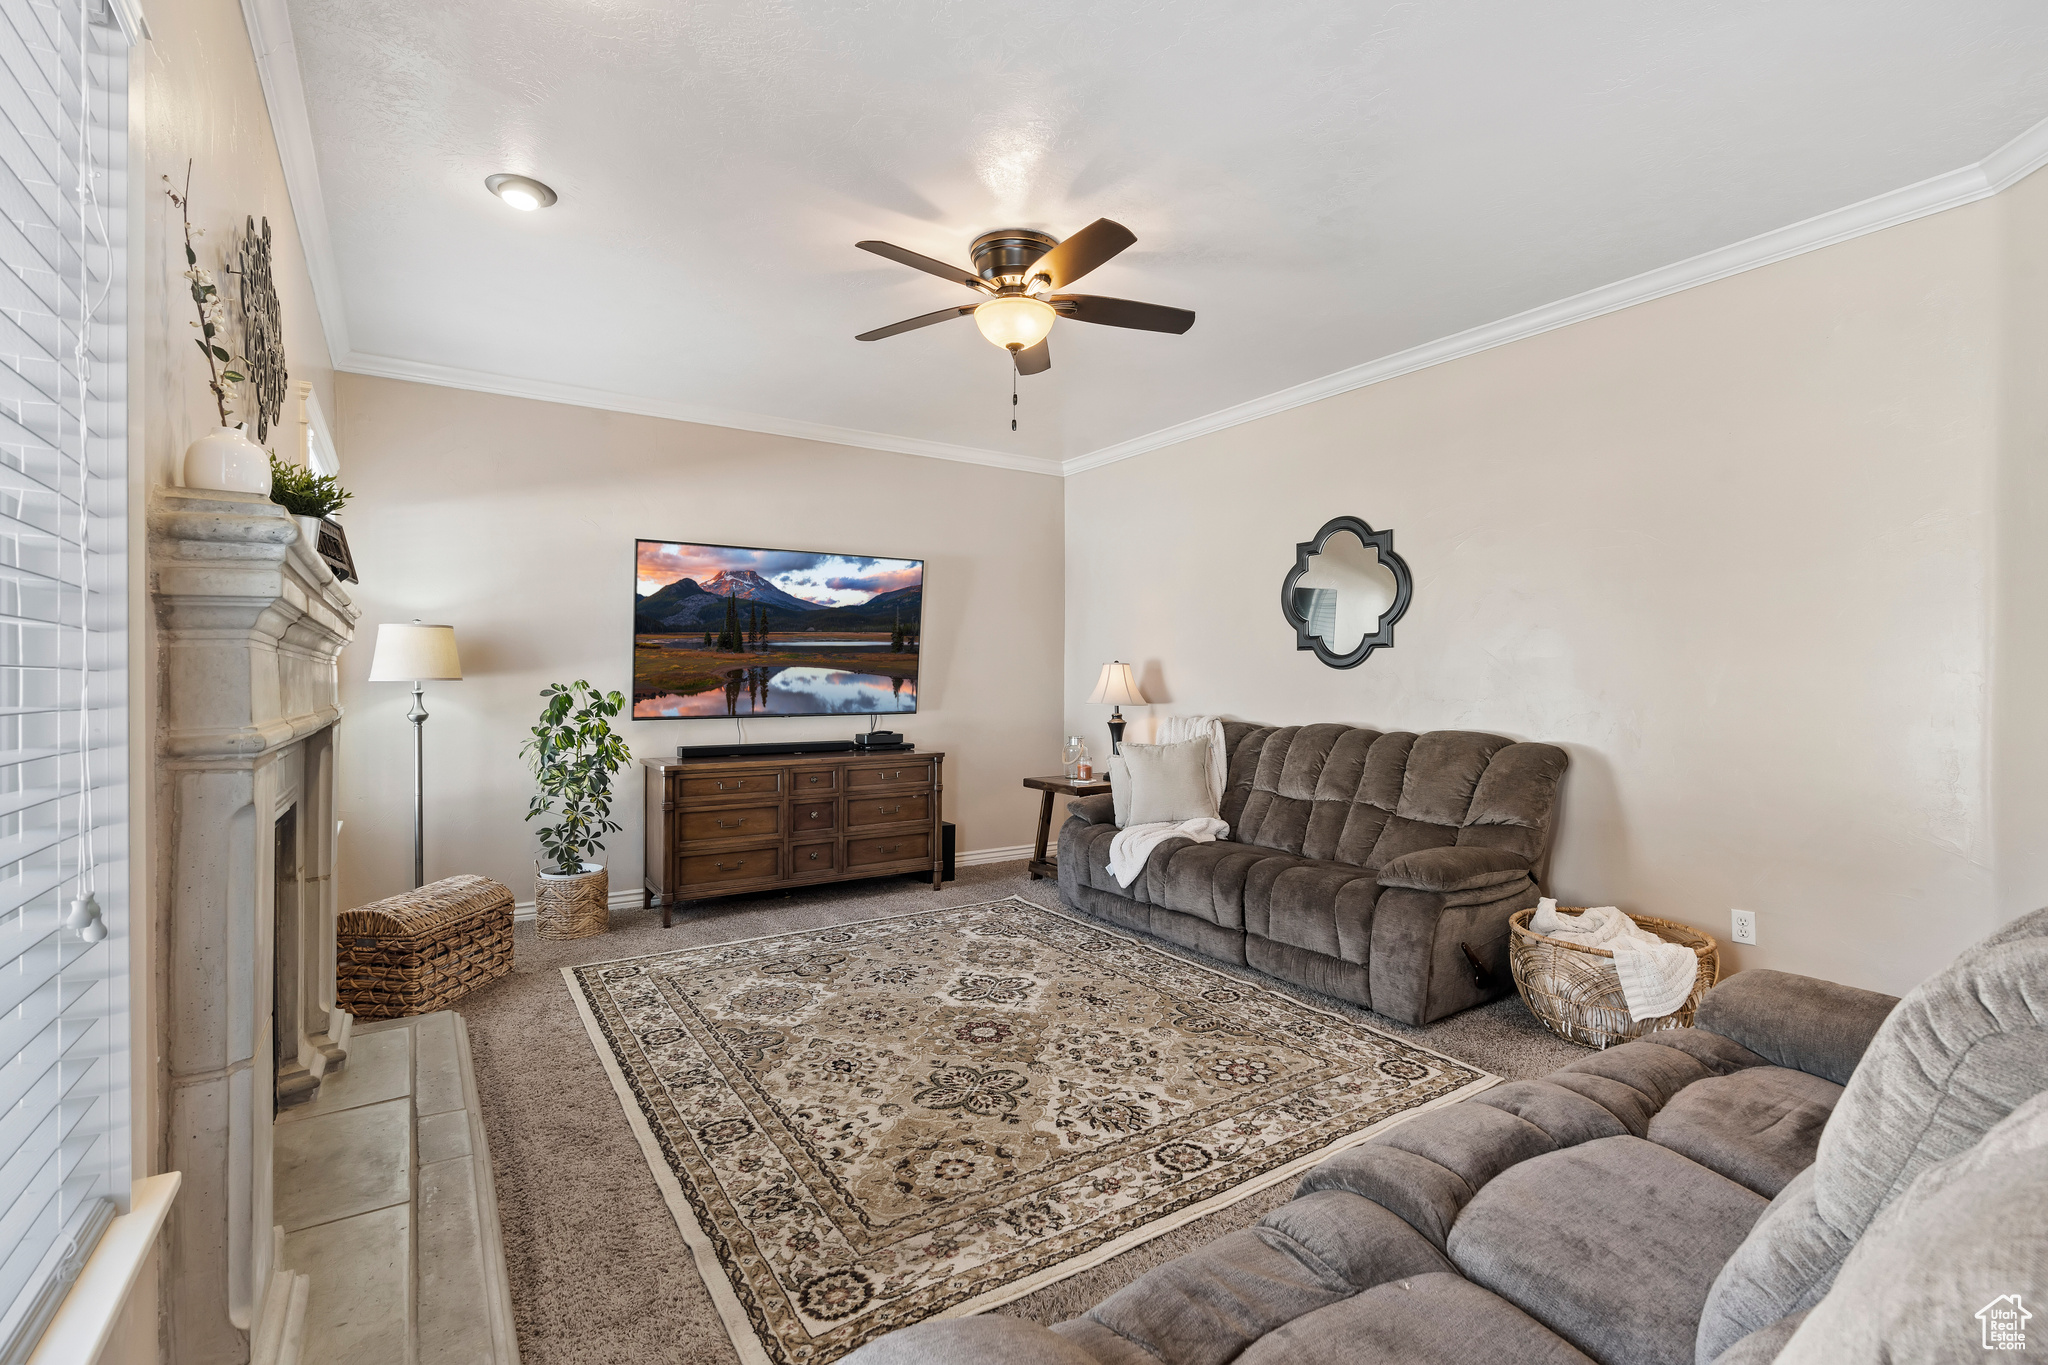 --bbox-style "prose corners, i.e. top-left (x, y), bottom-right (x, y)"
top-left (285, 0), bottom-right (2048, 465)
